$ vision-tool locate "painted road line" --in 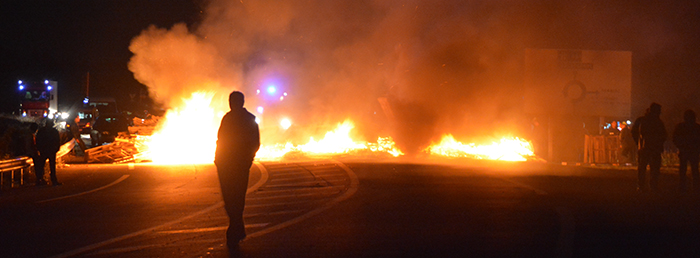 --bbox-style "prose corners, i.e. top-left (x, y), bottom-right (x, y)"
top-left (244, 209), bottom-right (305, 218)
top-left (50, 162), bottom-right (269, 258)
top-left (37, 175), bottom-right (130, 204)
top-left (246, 189), bottom-right (343, 201)
top-left (86, 239), bottom-right (220, 256)
top-left (250, 161), bottom-right (268, 194)
top-left (251, 185), bottom-right (346, 196)
top-left (499, 177), bottom-right (549, 195)
top-left (156, 223), bottom-right (270, 234)
top-left (245, 159), bottom-right (359, 239)
top-left (49, 202), bottom-right (225, 258)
